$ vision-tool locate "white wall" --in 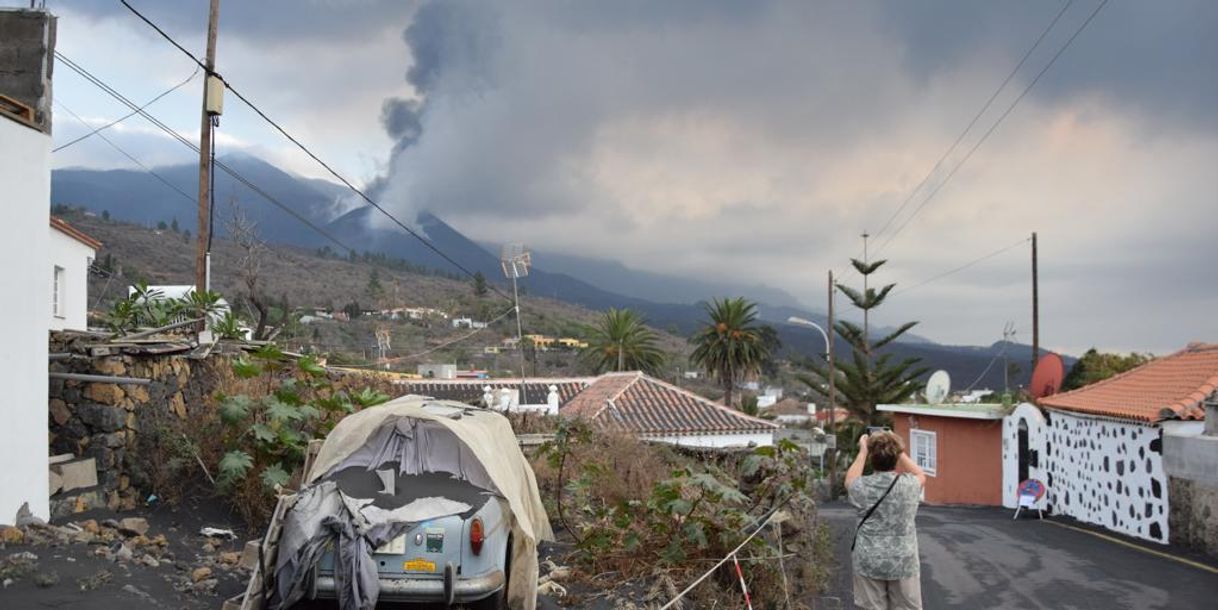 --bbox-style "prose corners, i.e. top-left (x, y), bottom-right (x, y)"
top-left (0, 117), bottom-right (50, 522)
top-left (1044, 409), bottom-right (1170, 543)
top-left (647, 431), bottom-right (774, 448)
top-left (48, 228), bottom-right (95, 331)
top-left (1002, 403), bottom-right (1048, 509)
